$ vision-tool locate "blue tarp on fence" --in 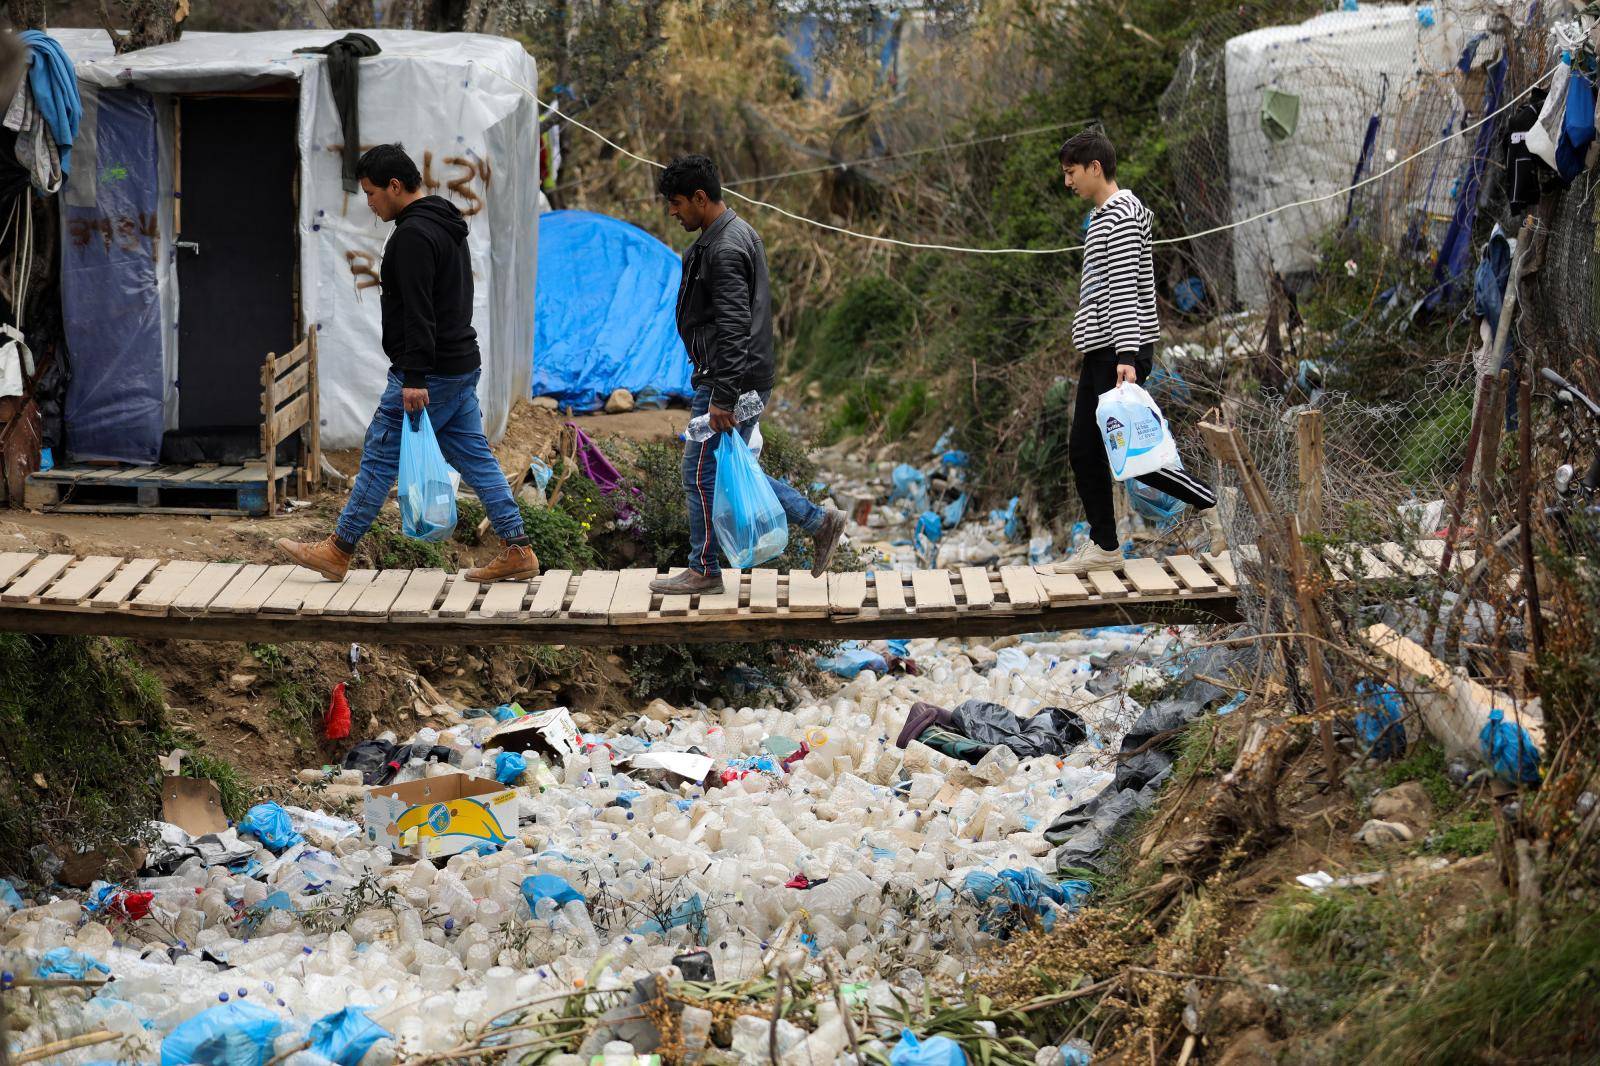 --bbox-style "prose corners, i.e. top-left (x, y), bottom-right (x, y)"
top-left (531, 210), bottom-right (694, 411)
